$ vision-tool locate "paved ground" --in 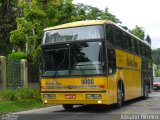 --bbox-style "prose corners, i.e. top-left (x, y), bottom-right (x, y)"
top-left (2, 91), bottom-right (160, 120)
